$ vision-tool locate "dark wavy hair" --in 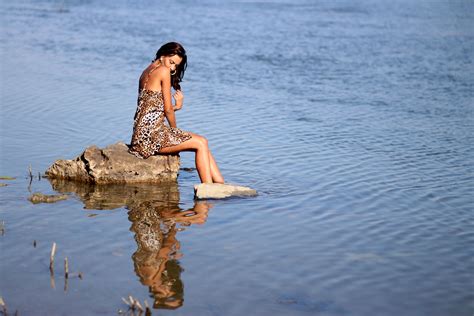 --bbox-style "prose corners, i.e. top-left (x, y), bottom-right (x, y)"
top-left (153, 42), bottom-right (187, 91)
